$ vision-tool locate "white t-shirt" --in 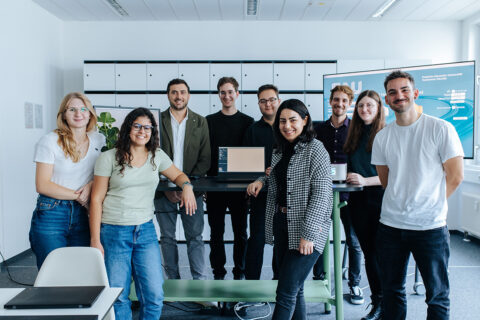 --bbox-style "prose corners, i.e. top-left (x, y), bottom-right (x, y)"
top-left (371, 114), bottom-right (464, 230)
top-left (34, 131), bottom-right (106, 190)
